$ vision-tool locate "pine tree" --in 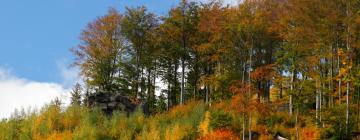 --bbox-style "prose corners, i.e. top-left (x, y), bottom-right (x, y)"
top-left (70, 83), bottom-right (82, 106)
